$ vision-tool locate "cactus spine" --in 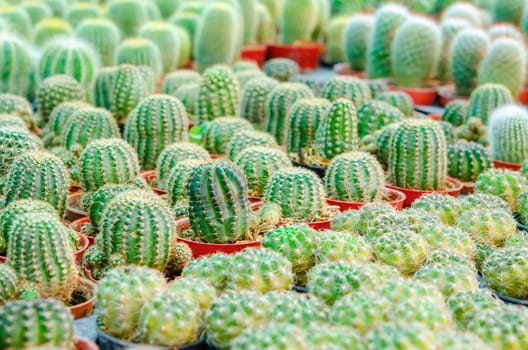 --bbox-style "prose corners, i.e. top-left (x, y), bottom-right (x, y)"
top-left (465, 83), bottom-right (513, 125)
top-left (75, 18), bottom-right (121, 67)
top-left (448, 141), bottom-right (492, 183)
top-left (0, 127), bottom-right (41, 178)
top-left (0, 93), bottom-right (36, 130)
top-left (357, 100), bottom-right (404, 138)
top-left (321, 76), bottom-right (372, 108)
top-left (286, 98), bottom-right (331, 154)
top-left (0, 33), bottom-right (31, 97)
top-left (489, 105), bottom-right (528, 164)
top-left (110, 64), bottom-right (148, 123)
top-left (36, 74), bottom-right (85, 124)
top-left (239, 76), bottom-right (280, 129)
